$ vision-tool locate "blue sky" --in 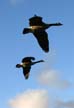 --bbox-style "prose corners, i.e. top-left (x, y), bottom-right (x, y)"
top-left (0, 0), bottom-right (74, 108)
